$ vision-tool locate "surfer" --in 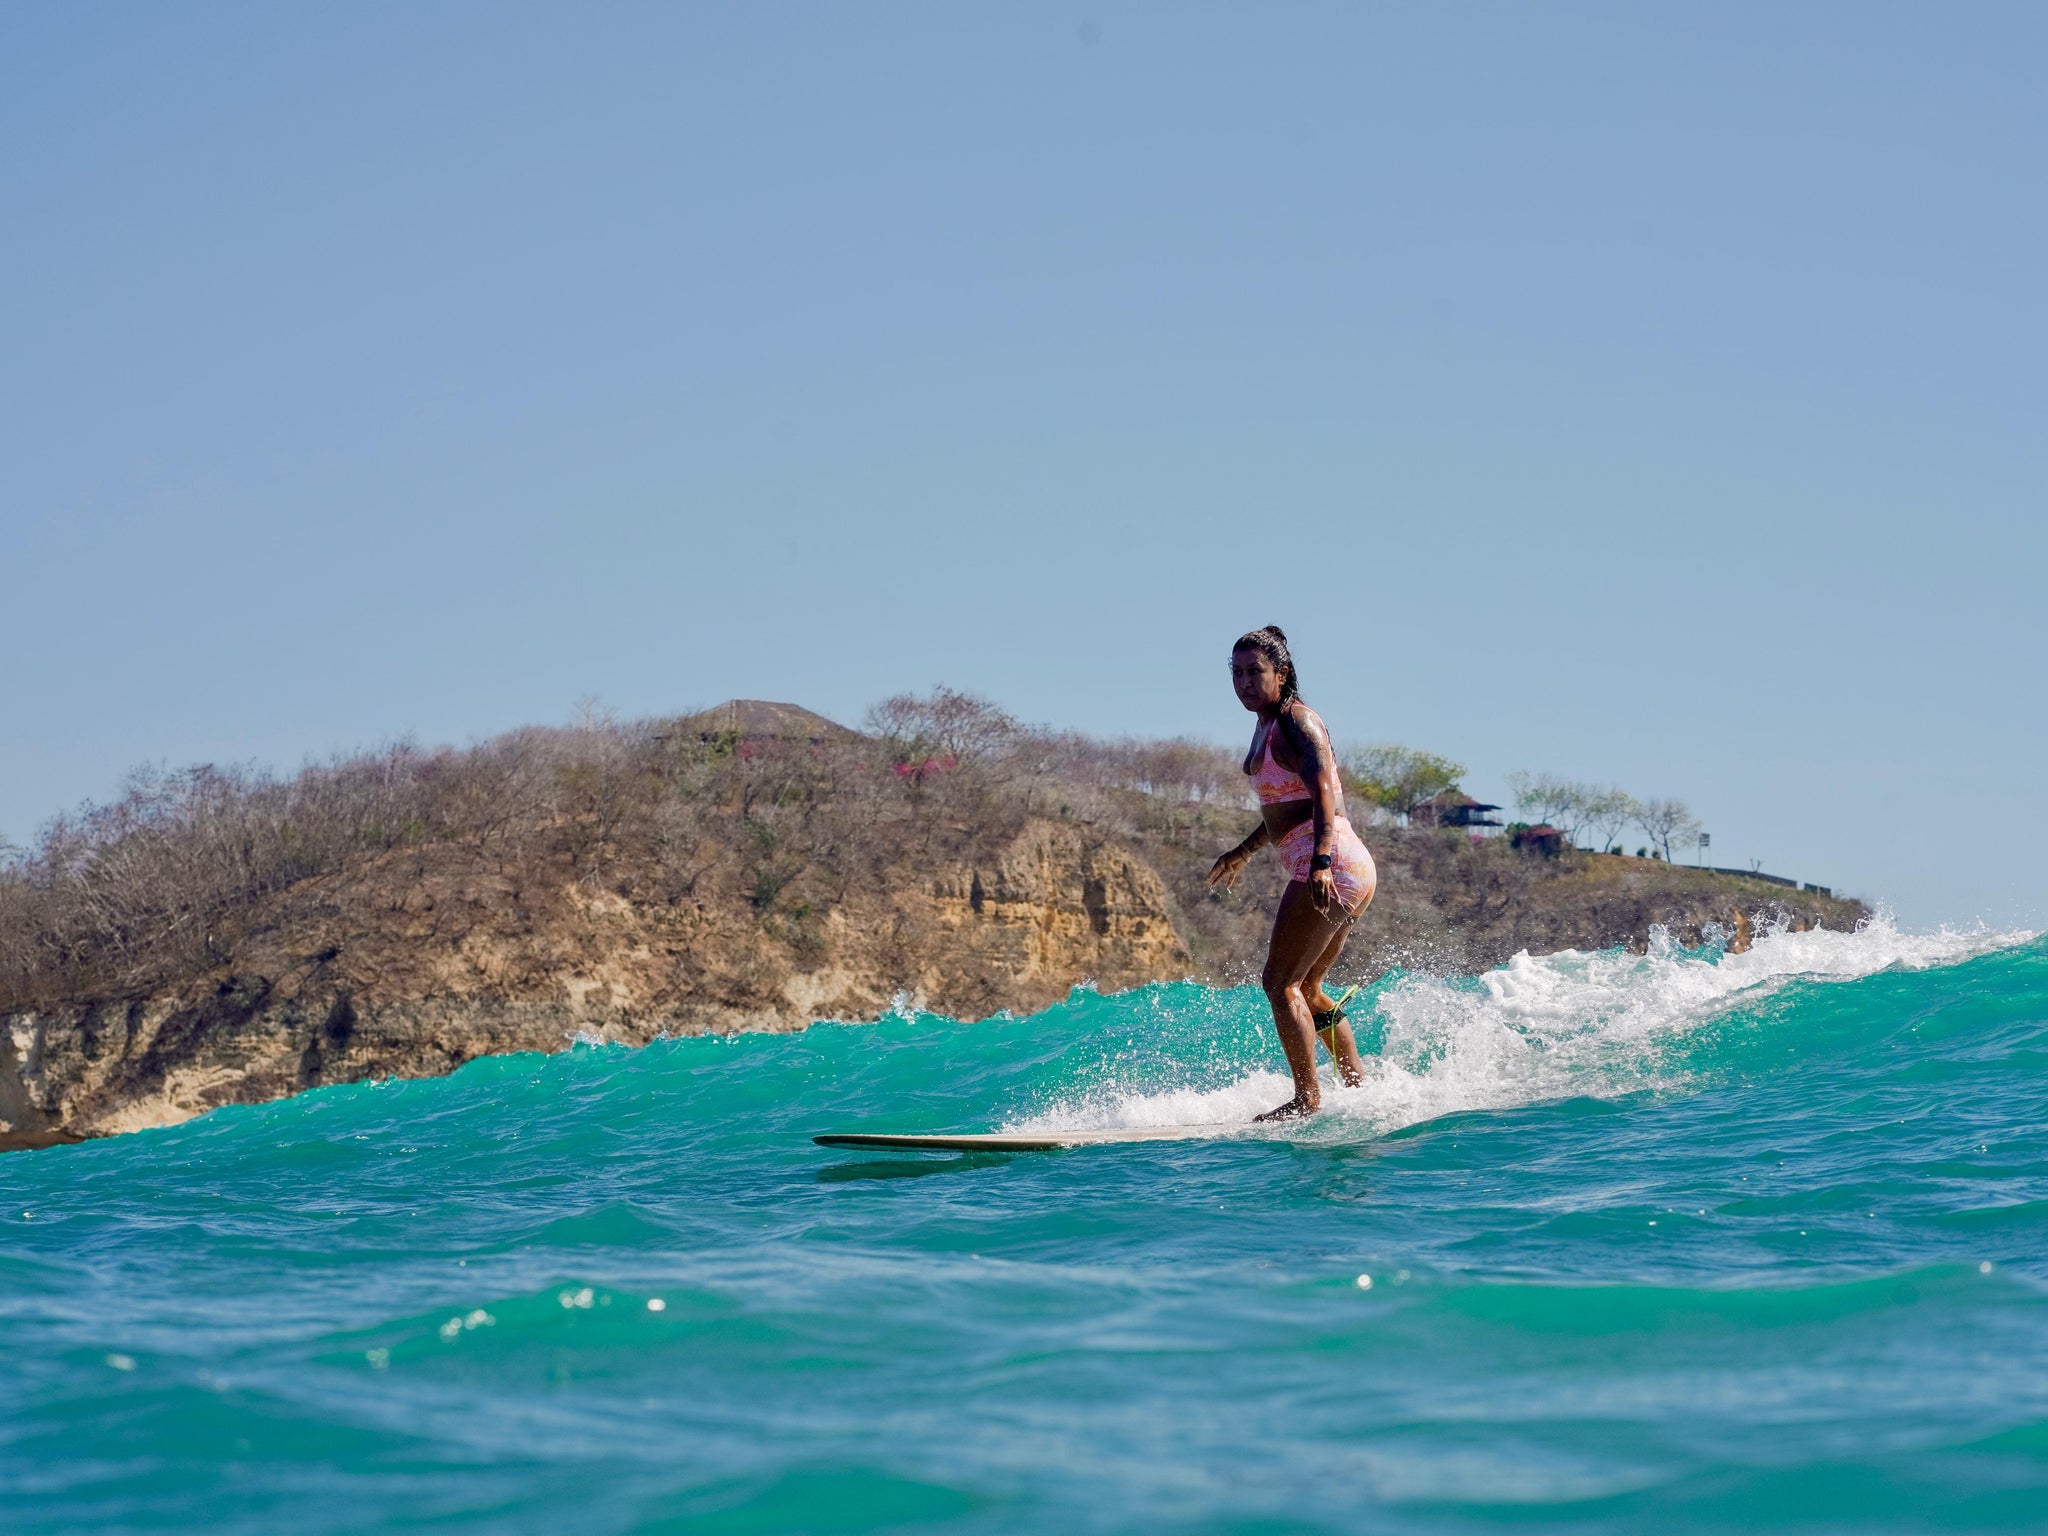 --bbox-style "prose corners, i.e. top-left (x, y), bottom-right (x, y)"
top-left (1205, 626), bottom-right (1376, 1121)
